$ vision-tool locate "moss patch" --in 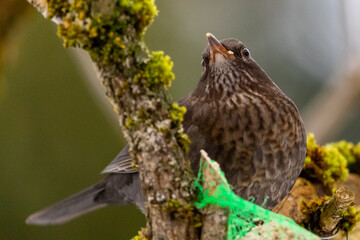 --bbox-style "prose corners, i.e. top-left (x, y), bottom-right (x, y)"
top-left (134, 51), bottom-right (175, 89)
top-left (301, 192), bottom-right (360, 234)
top-left (131, 230), bottom-right (148, 240)
top-left (328, 141), bottom-right (360, 174)
top-left (56, 0), bottom-right (157, 65)
top-left (47, 0), bottom-right (190, 154)
top-left (301, 195), bottom-right (330, 230)
top-left (339, 206), bottom-right (360, 232)
top-left (301, 134), bottom-right (349, 189)
top-left (46, 0), bottom-right (70, 18)
top-left (163, 198), bottom-right (202, 227)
